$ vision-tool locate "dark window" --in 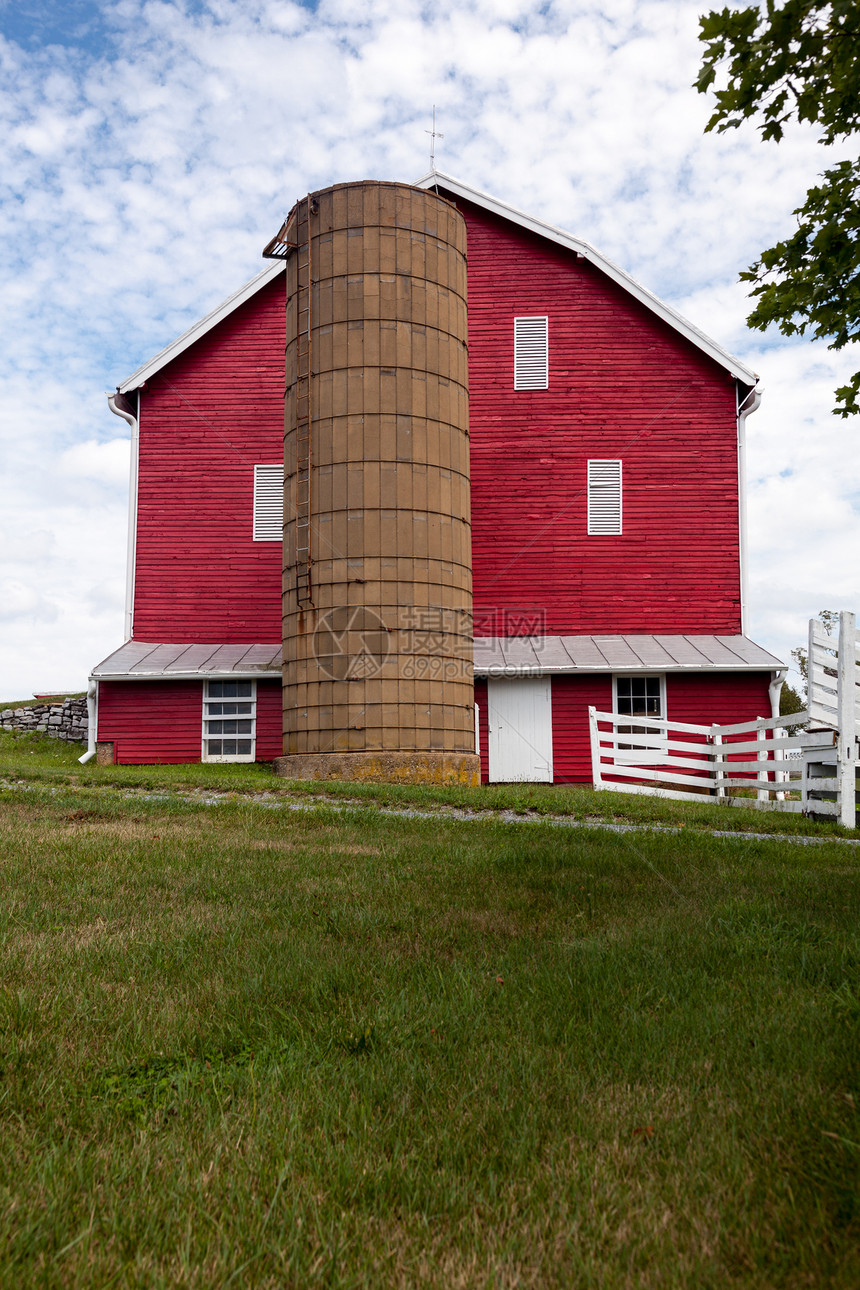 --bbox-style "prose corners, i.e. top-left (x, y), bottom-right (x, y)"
top-left (616, 675), bottom-right (662, 718)
top-left (208, 681), bottom-right (253, 699)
